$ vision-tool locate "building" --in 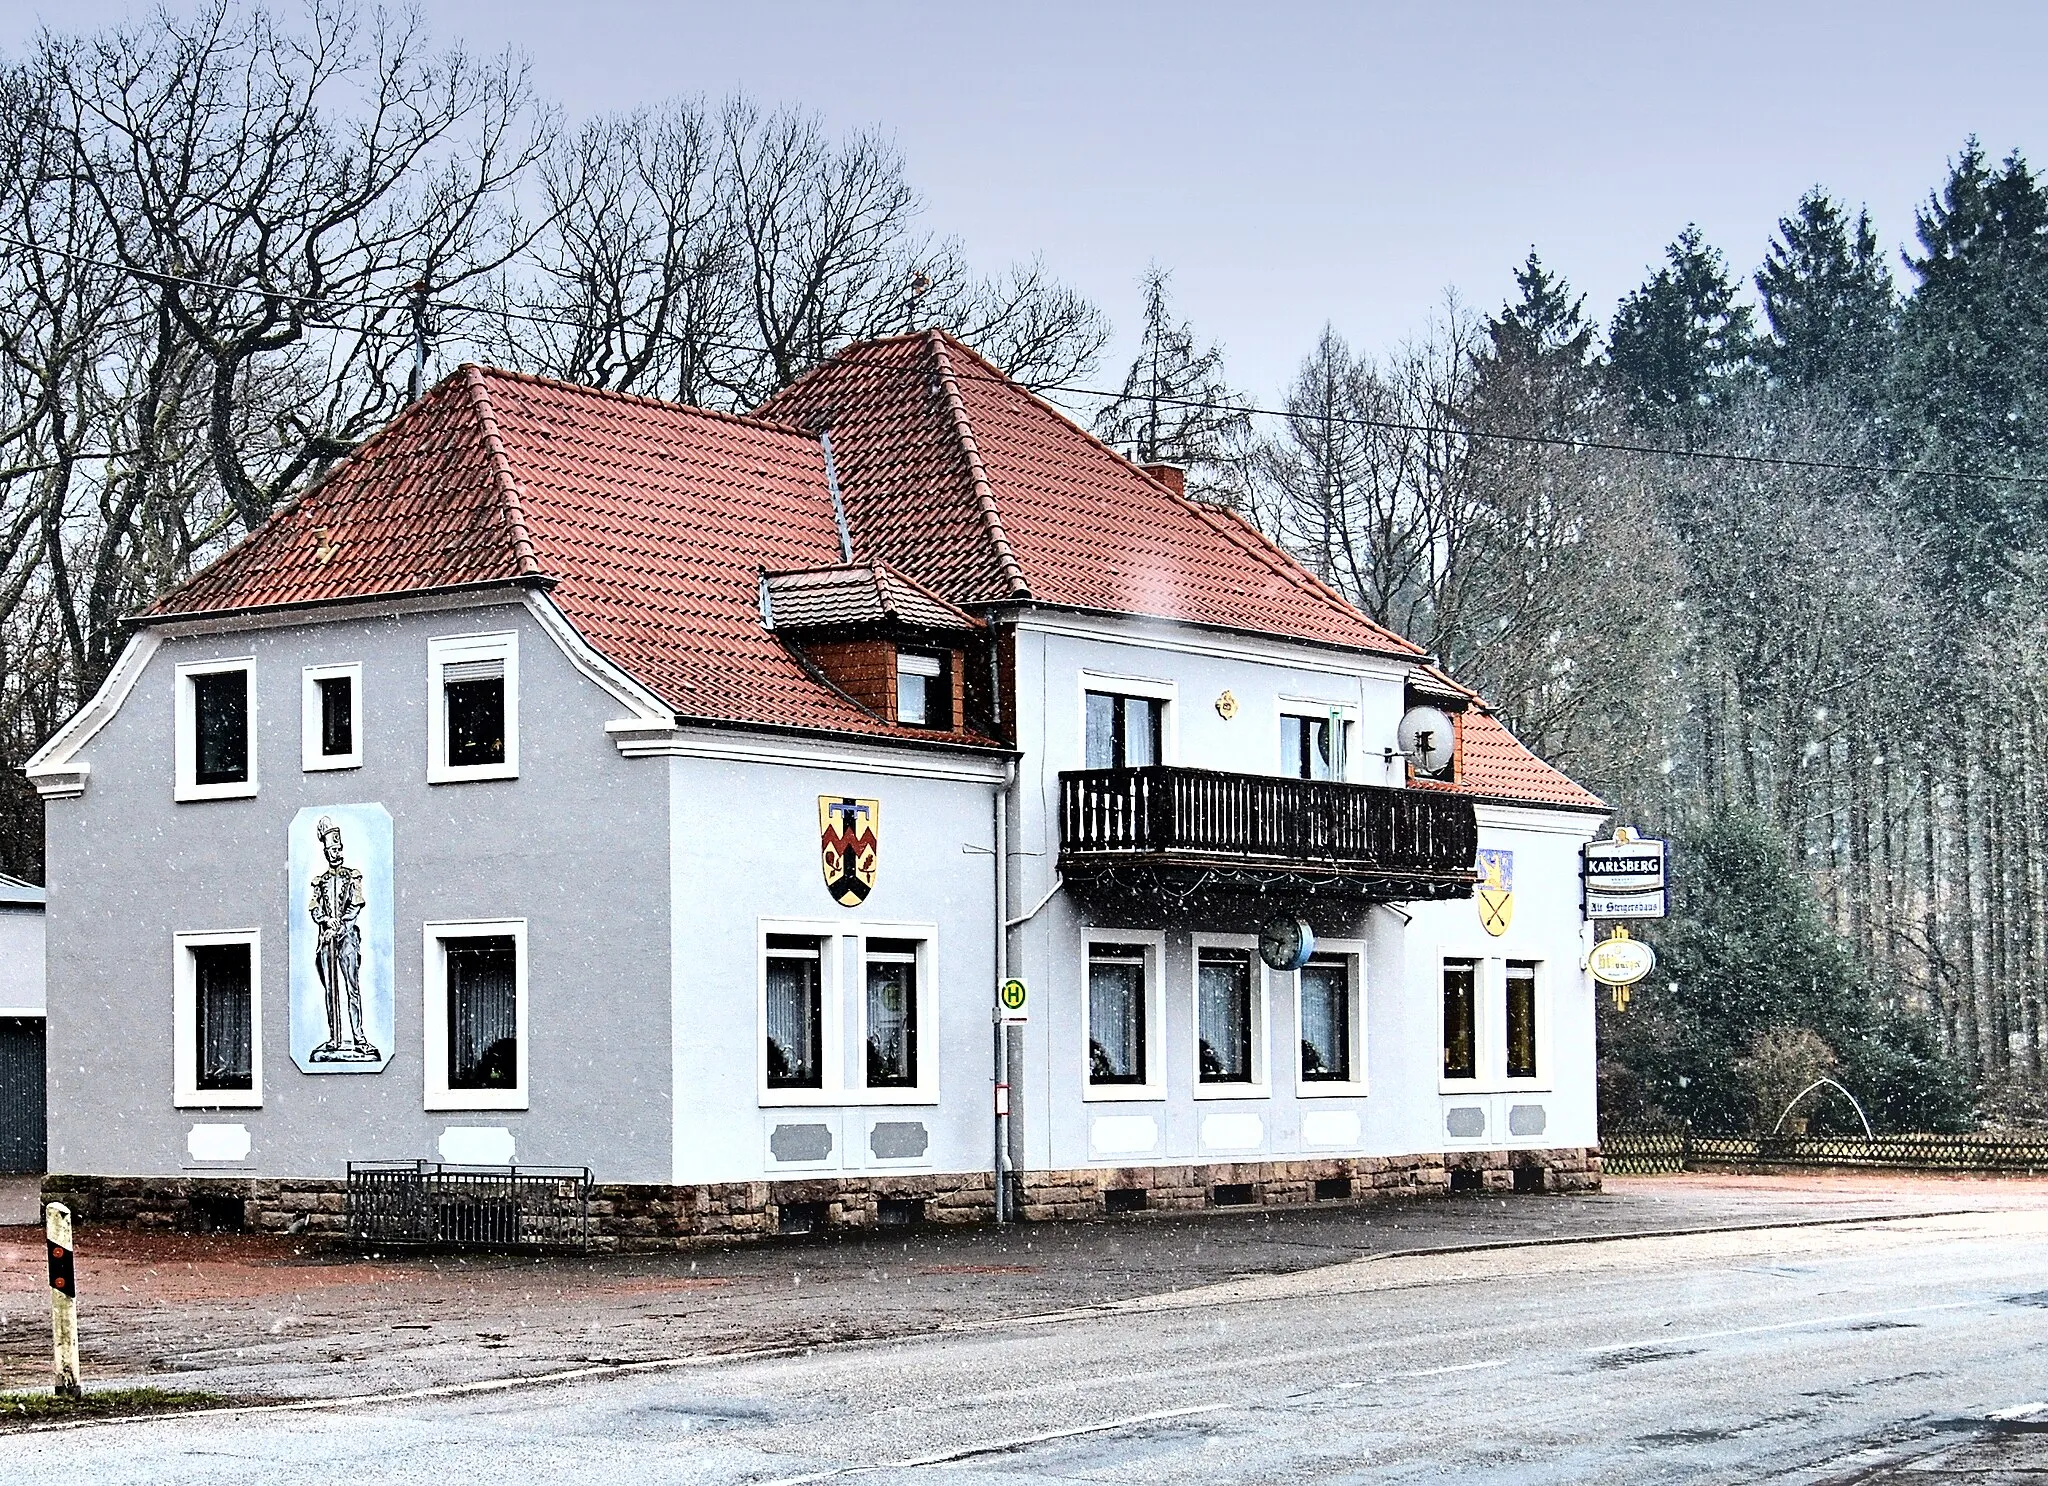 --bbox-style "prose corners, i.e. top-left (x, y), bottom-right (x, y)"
top-left (0, 871), bottom-right (47, 1175)
top-left (25, 331), bottom-right (1606, 1239)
